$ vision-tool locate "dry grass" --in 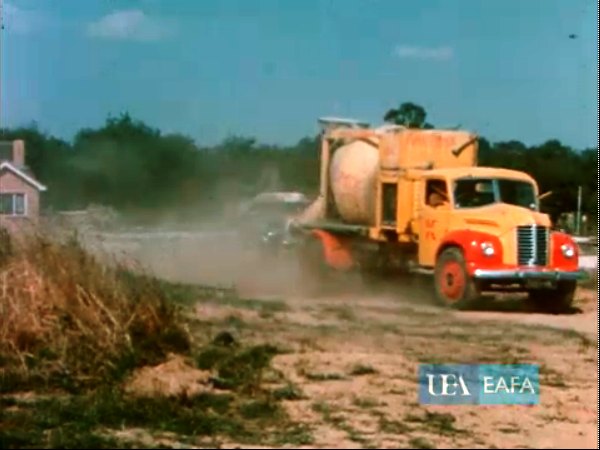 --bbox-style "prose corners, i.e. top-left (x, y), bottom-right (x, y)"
top-left (0, 230), bottom-right (190, 389)
top-left (0, 230), bottom-right (314, 448)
